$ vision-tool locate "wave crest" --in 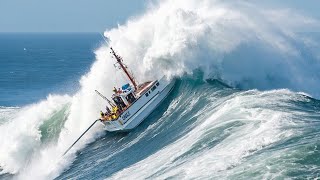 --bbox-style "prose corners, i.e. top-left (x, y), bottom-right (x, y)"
top-left (103, 0), bottom-right (320, 97)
